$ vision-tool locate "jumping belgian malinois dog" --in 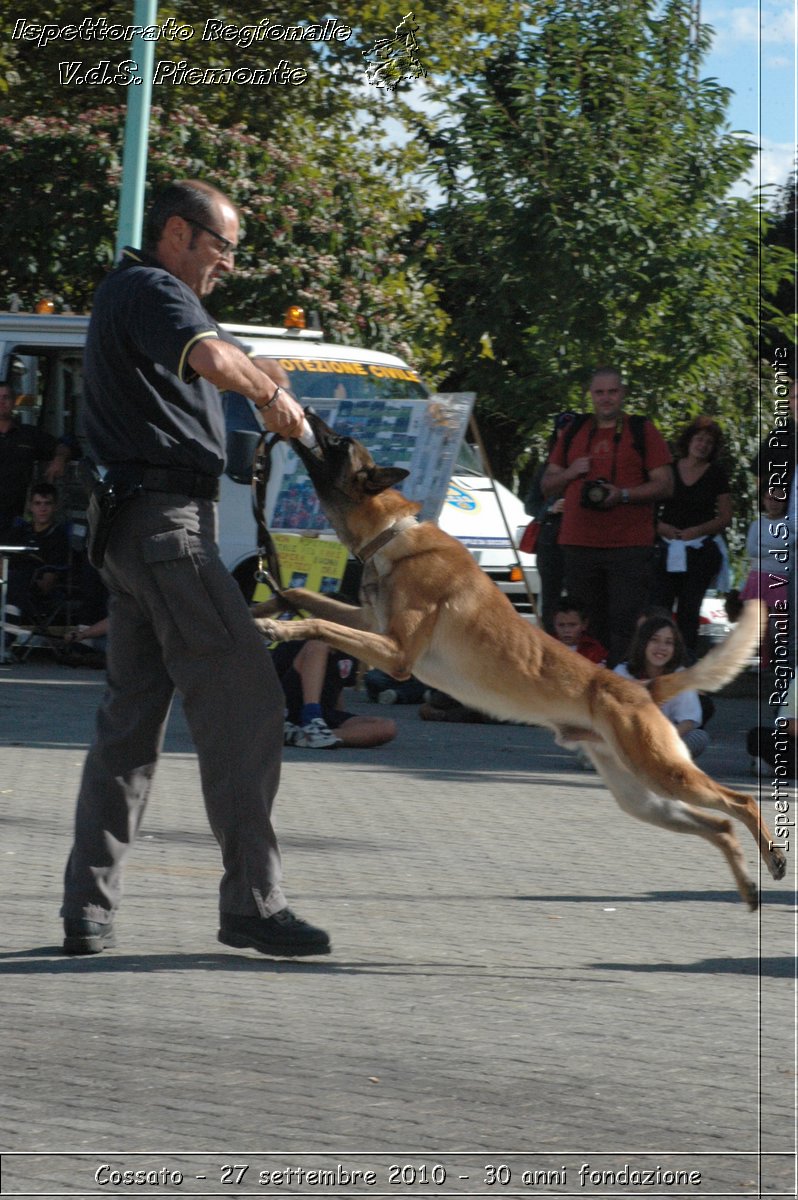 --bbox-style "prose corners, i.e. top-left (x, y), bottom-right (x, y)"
top-left (255, 410), bottom-right (786, 910)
